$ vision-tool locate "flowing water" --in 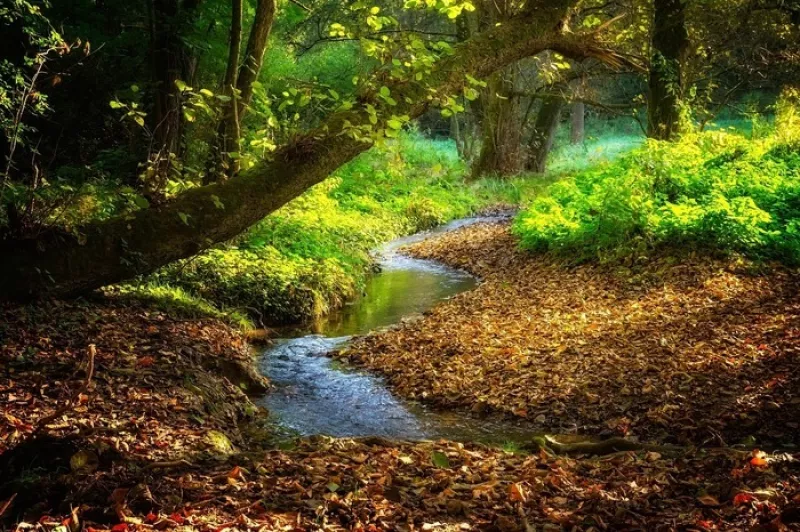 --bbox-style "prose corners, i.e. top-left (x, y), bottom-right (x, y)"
top-left (258, 216), bottom-right (543, 444)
